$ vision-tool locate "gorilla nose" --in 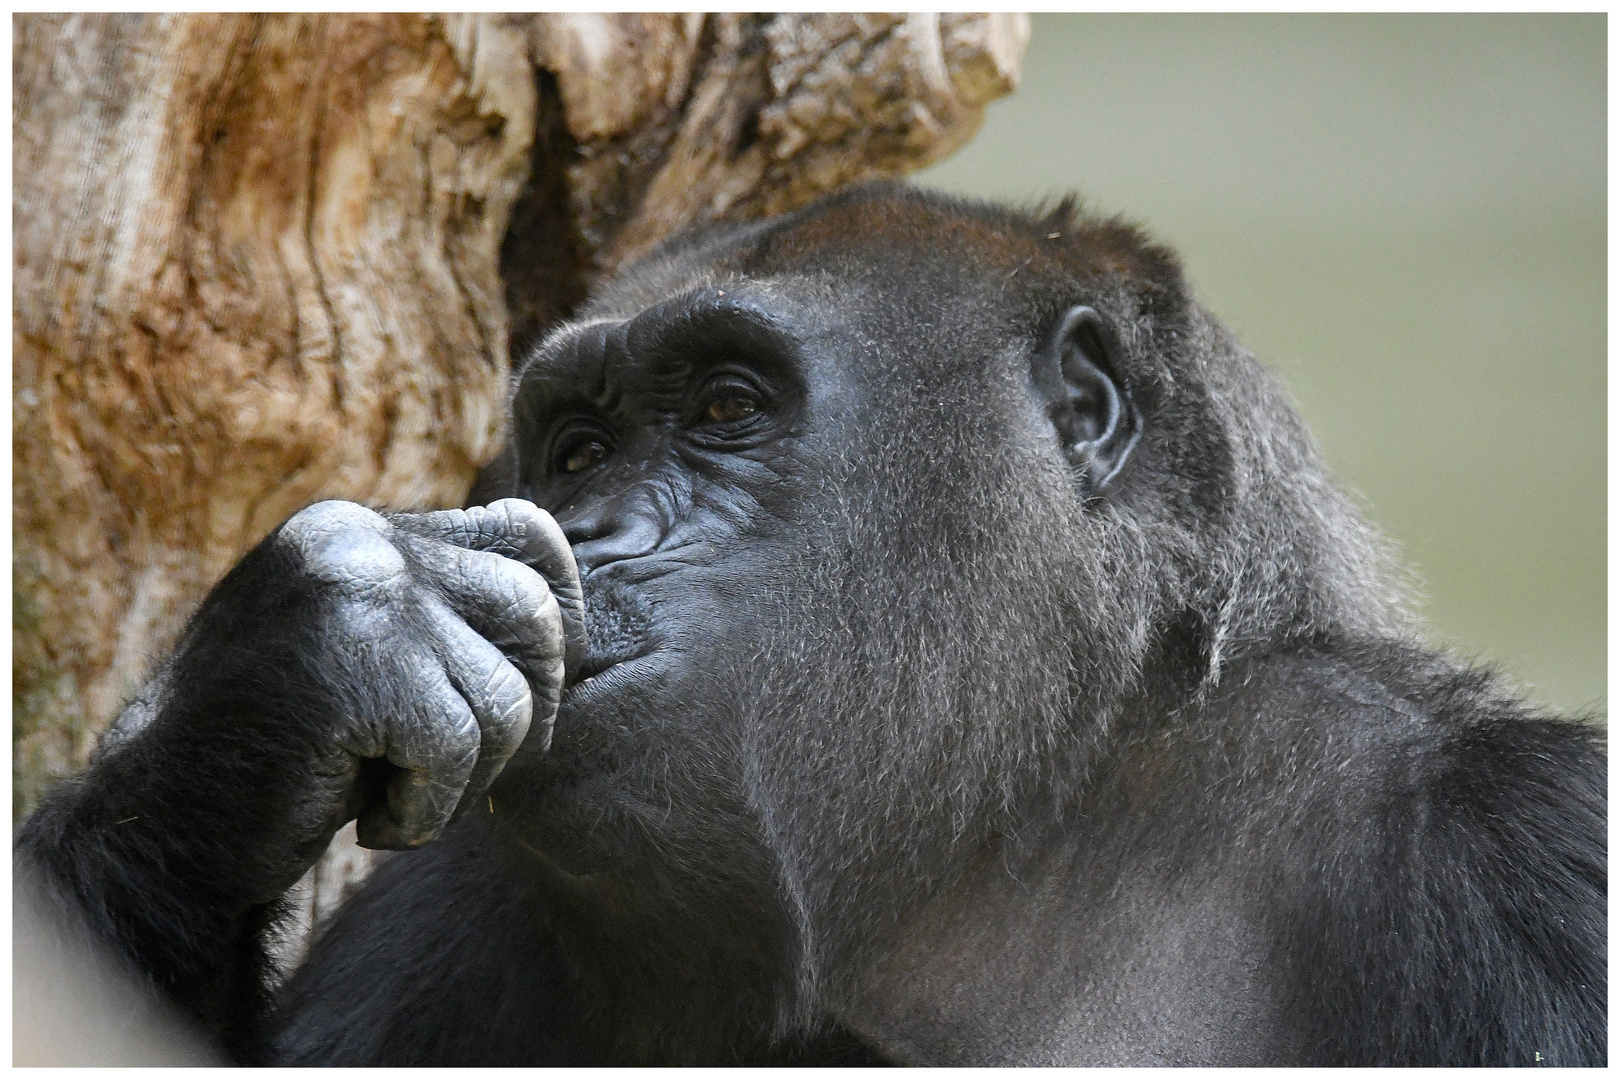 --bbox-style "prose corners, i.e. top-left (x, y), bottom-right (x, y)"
top-left (563, 502), bottom-right (664, 577)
